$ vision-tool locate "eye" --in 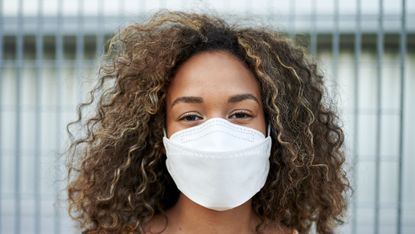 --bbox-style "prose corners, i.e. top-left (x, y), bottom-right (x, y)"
top-left (178, 112), bottom-right (203, 122)
top-left (228, 110), bottom-right (253, 120)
